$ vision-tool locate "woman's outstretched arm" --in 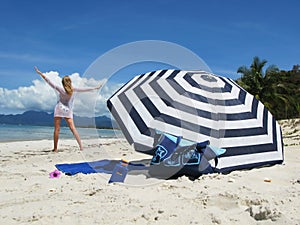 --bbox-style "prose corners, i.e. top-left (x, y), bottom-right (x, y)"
top-left (34, 66), bottom-right (46, 80)
top-left (34, 66), bottom-right (60, 91)
top-left (74, 83), bottom-right (103, 92)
